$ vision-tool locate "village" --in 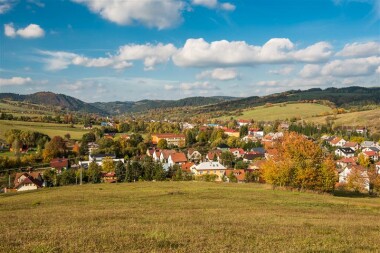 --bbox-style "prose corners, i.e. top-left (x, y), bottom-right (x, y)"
top-left (5, 119), bottom-right (380, 194)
